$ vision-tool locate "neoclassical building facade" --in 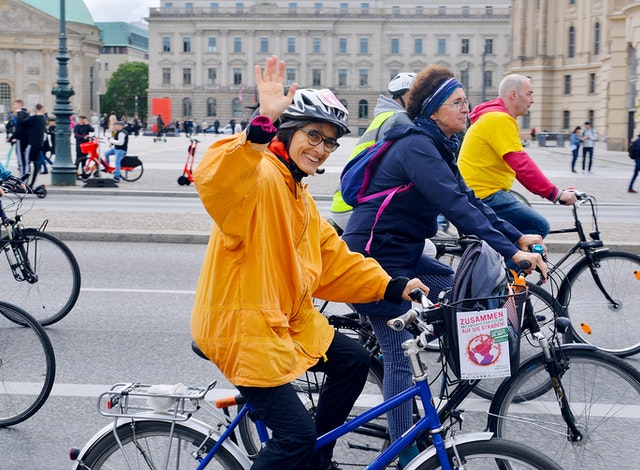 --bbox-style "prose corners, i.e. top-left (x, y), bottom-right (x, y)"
top-left (509, 0), bottom-right (640, 150)
top-left (0, 0), bottom-right (102, 118)
top-left (146, 0), bottom-right (512, 135)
